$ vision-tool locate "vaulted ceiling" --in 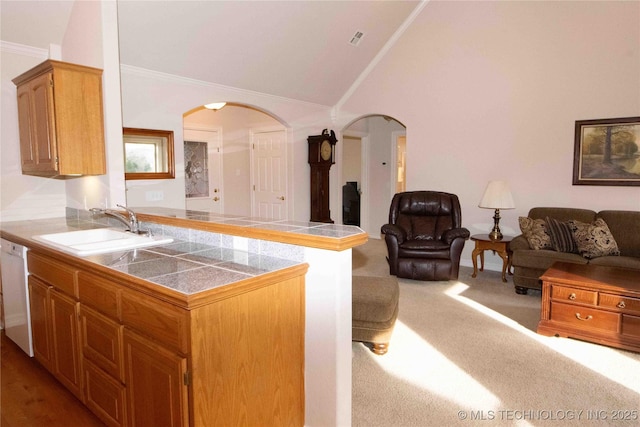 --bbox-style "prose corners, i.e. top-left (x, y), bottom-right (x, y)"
top-left (2, 0), bottom-right (422, 106)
